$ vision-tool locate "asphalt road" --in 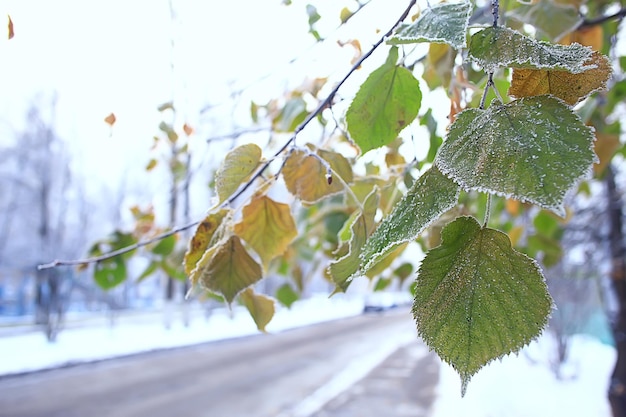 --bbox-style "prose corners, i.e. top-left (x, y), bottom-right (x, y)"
top-left (0, 309), bottom-right (438, 417)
